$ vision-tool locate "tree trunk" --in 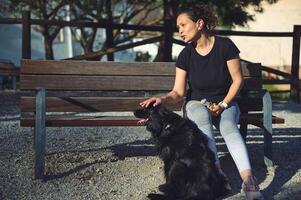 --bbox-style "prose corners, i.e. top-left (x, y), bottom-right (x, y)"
top-left (42, 25), bottom-right (54, 60)
top-left (153, 40), bottom-right (165, 62)
top-left (153, 0), bottom-right (177, 62)
top-left (44, 36), bottom-right (54, 60)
